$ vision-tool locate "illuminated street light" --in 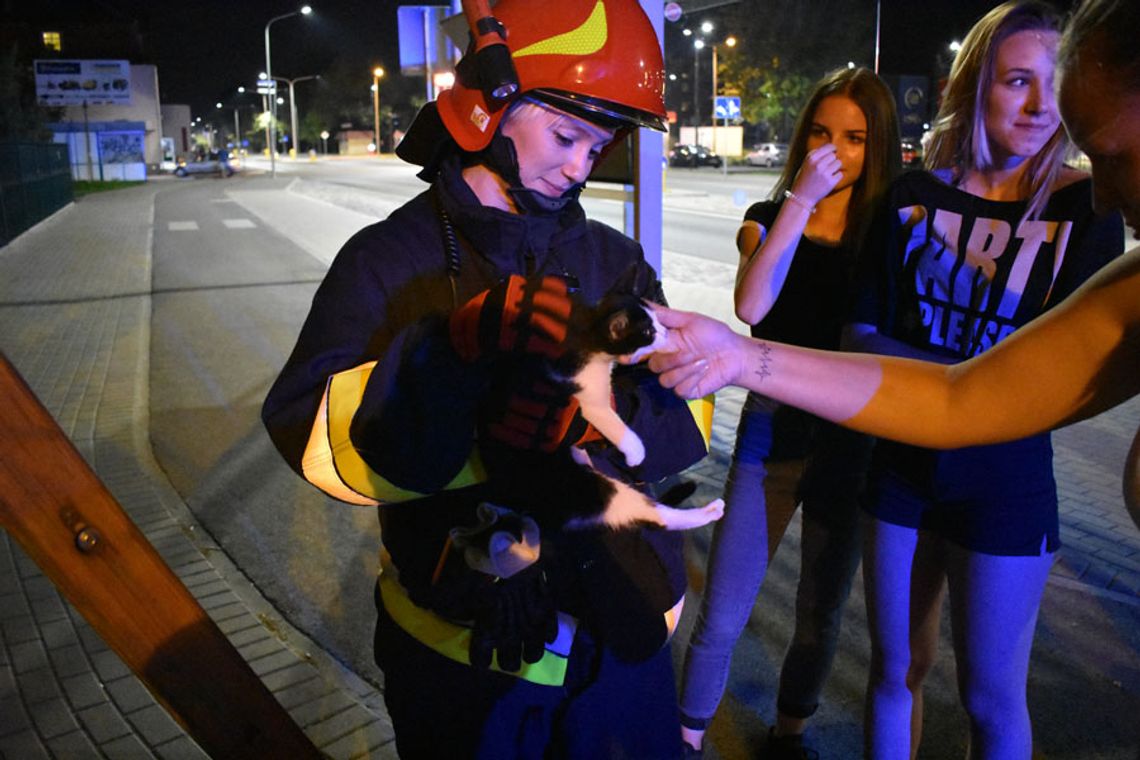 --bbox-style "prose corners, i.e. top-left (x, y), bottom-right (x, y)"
top-left (264, 4), bottom-right (313, 177)
top-left (432, 71), bottom-right (455, 100)
top-left (949, 39), bottom-right (962, 52)
top-left (273, 74), bottom-right (320, 158)
top-left (372, 66), bottom-right (385, 155)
